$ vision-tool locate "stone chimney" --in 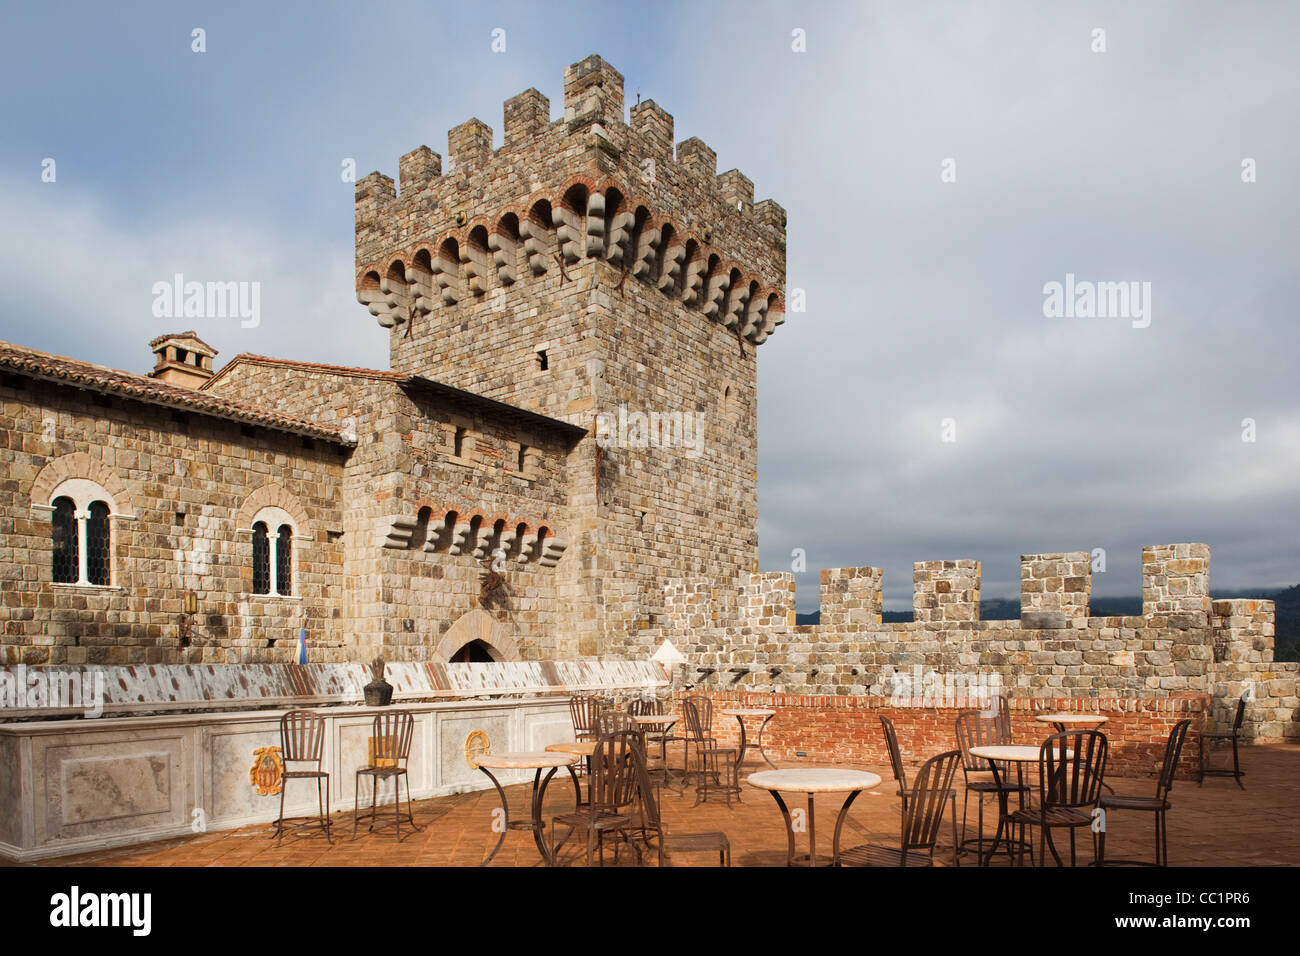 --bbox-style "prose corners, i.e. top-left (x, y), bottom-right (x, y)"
top-left (148, 332), bottom-right (217, 388)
